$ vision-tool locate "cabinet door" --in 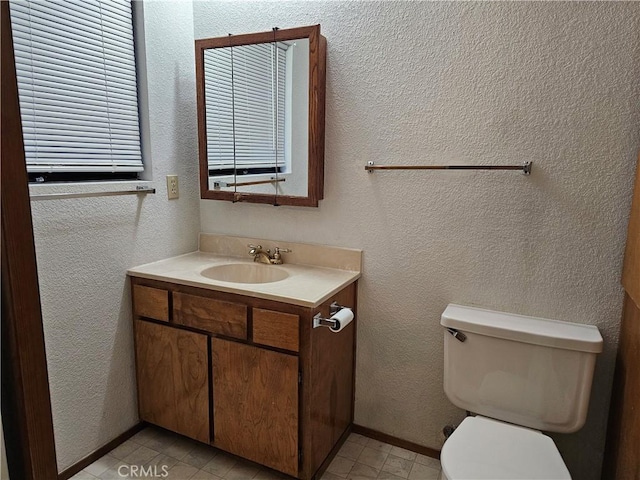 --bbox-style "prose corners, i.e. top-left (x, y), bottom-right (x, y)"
top-left (135, 320), bottom-right (209, 443)
top-left (212, 338), bottom-right (299, 477)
